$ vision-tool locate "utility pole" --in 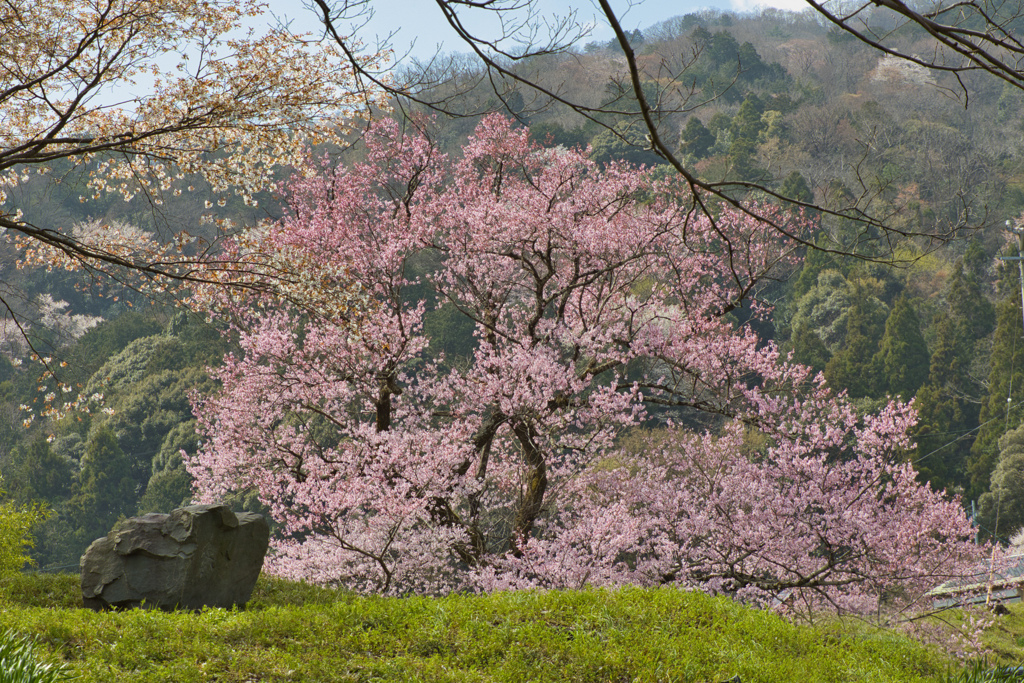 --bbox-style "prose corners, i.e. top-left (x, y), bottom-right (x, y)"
top-left (998, 219), bottom-right (1024, 422)
top-left (1004, 219), bottom-right (1024, 339)
top-left (987, 219), bottom-right (1024, 542)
